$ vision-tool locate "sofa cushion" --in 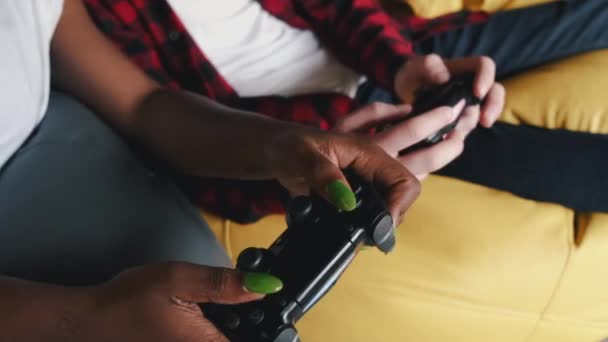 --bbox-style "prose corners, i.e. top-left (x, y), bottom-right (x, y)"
top-left (202, 47), bottom-right (608, 341)
top-left (401, 0), bottom-right (554, 18)
top-left (500, 50), bottom-right (608, 133)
